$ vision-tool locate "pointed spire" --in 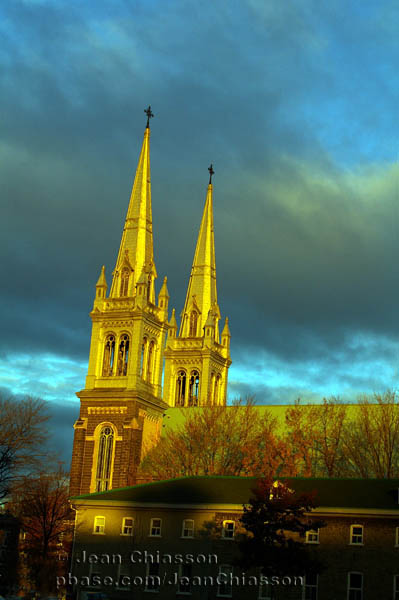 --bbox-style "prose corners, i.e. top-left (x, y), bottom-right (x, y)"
top-left (110, 109), bottom-right (156, 297)
top-left (167, 308), bottom-right (178, 340)
top-left (180, 167), bottom-right (218, 336)
top-left (221, 317), bottom-right (231, 339)
top-left (95, 265), bottom-right (107, 300)
top-left (96, 265), bottom-right (107, 288)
